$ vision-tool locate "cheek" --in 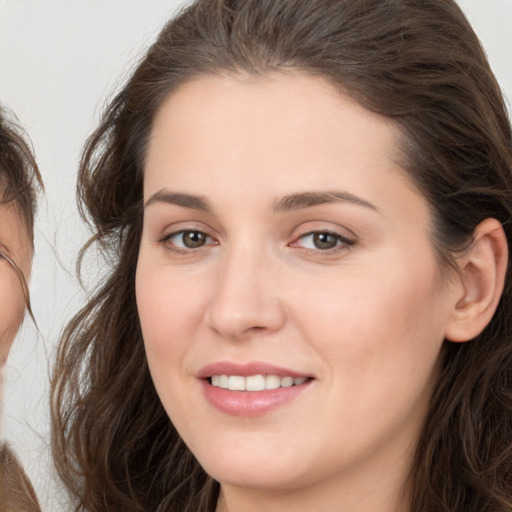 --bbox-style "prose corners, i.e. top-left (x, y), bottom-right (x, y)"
top-left (136, 261), bottom-right (210, 429)
top-left (135, 261), bottom-right (206, 372)
top-left (294, 252), bottom-right (448, 381)
top-left (0, 271), bottom-right (25, 365)
top-left (286, 259), bottom-right (448, 458)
